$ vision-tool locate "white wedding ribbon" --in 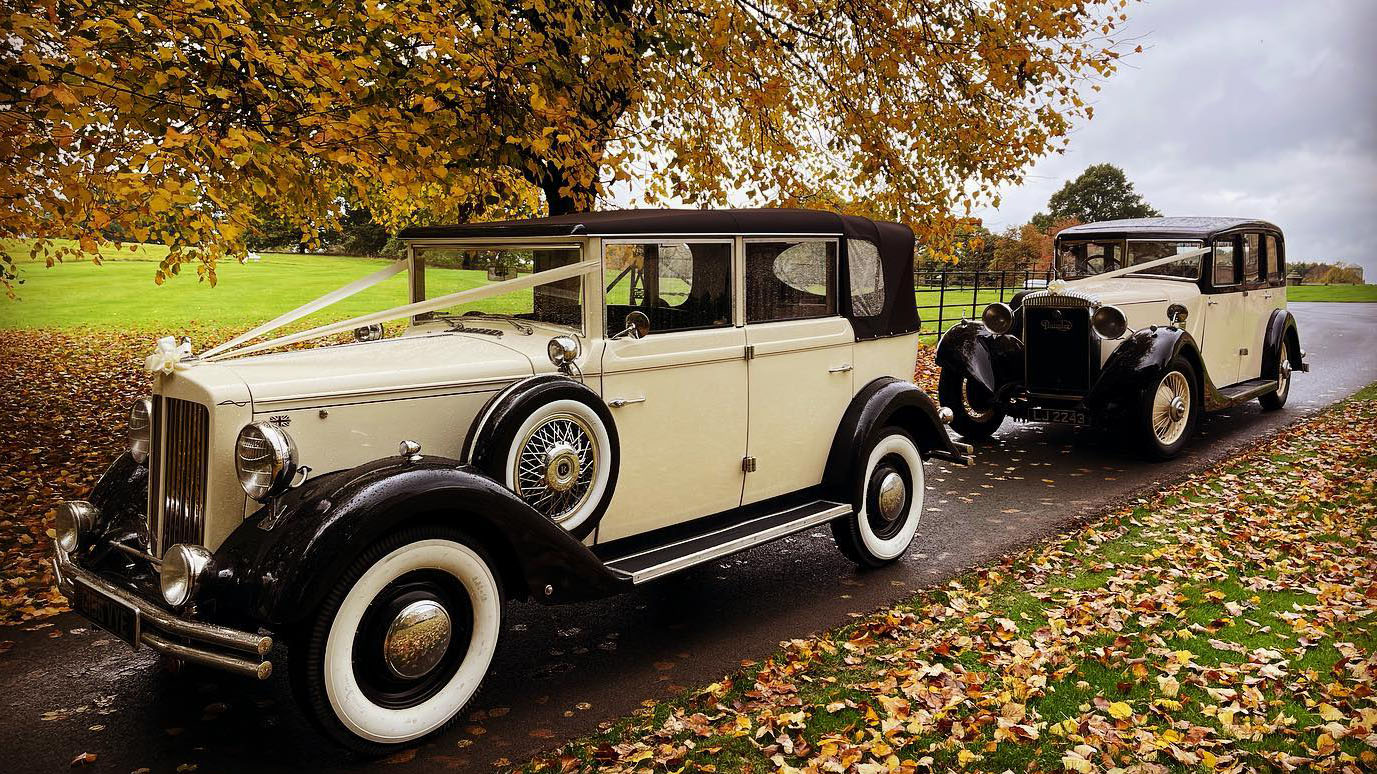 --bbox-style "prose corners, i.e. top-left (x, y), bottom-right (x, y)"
top-left (207, 259), bottom-right (598, 361)
top-left (1060, 247), bottom-right (1210, 287)
top-left (200, 260), bottom-right (408, 360)
top-left (145, 336), bottom-right (193, 375)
